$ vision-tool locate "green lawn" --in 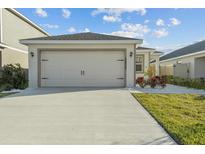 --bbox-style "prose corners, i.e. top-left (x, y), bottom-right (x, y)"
top-left (132, 93), bottom-right (205, 145)
top-left (0, 93), bottom-right (14, 98)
